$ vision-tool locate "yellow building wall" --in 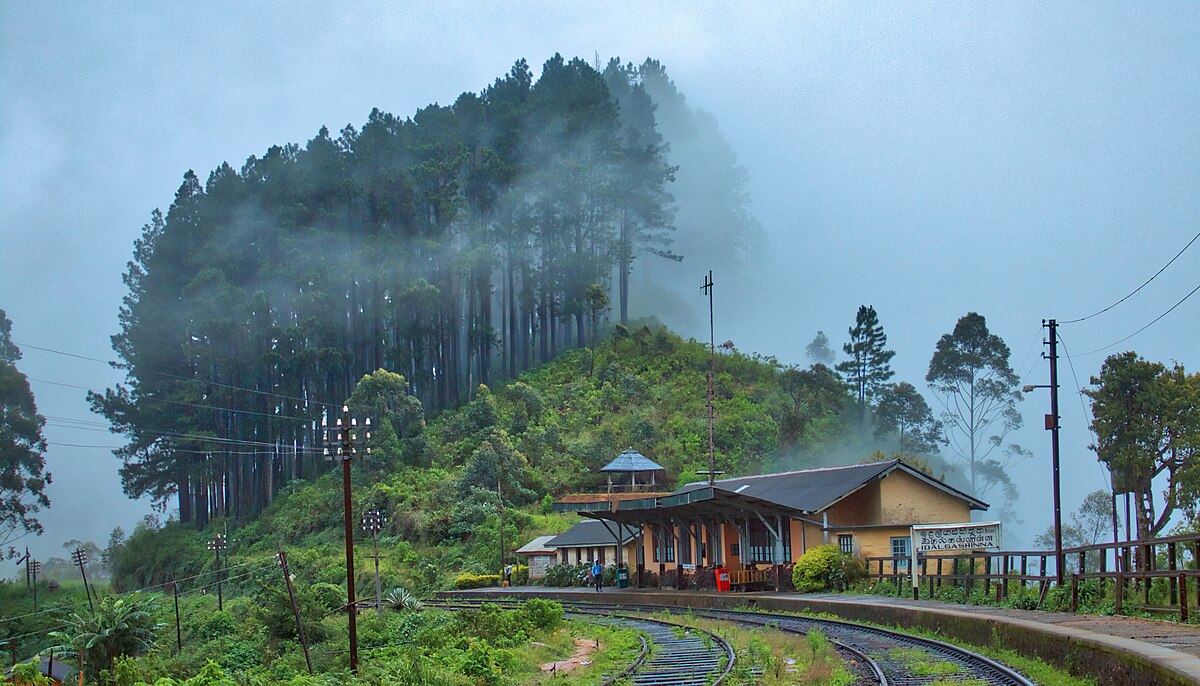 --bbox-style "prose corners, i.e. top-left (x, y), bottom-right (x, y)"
top-left (878, 469), bottom-right (973, 525)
